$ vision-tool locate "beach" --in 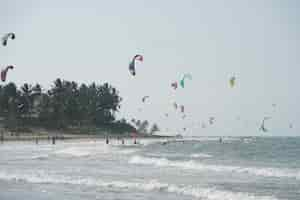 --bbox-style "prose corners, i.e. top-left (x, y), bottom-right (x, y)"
top-left (0, 128), bottom-right (167, 142)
